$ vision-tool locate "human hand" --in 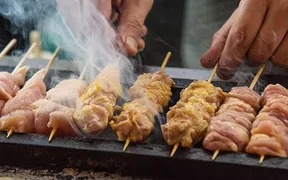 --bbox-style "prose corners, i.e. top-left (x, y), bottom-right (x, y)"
top-left (98, 0), bottom-right (154, 56)
top-left (200, 0), bottom-right (288, 79)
